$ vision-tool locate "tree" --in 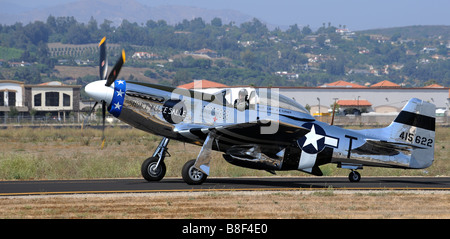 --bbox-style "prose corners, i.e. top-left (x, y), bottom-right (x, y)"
top-left (65, 24), bottom-right (91, 44)
top-left (46, 15), bottom-right (57, 33)
top-left (13, 66), bottom-right (41, 84)
top-left (324, 58), bottom-right (345, 75)
top-left (55, 16), bottom-right (77, 34)
top-left (174, 69), bottom-right (191, 85)
top-left (241, 49), bottom-right (256, 69)
top-left (438, 44), bottom-right (448, 56)
top-left (23, 21), bottom-right (50, 45)
top-left (100, 19), bottom-right (114, 36)
top-left (9, 106), bottom-right (19, 117)
top-left (87, 16), bottom-right (98, 32)
top-left (36, 41), bottom-right (54, 68)
top-left (286, 24), bottom-right (301, 39)
top-left (391, 33), bottom-right (401, 41)
top-left (189, 18), bottom-right (206, 32)
top-left (87, 16), bottom-right (99, 40)
top-left (402, 60), bottom-right (417, 76)
top-left (387, 48), bottom-right (402, 63)
top-left (29, 108), bottom-right (37, 123)
top-left (317, 35), bottom-right (326, 47)
top-left (211, 18), bottom-right (222, 27)
top-left (240, 18), bottom-right (268, 37)
top-left (424, 79), bottom-right (437, 86)
top-left (302, 25), bottom-right (312, 35)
